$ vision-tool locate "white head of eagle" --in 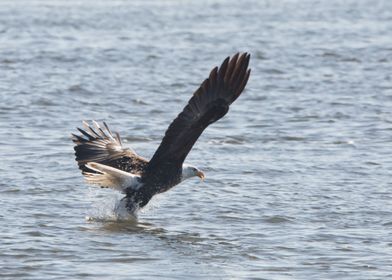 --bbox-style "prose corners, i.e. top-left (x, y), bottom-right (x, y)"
top-left (181, 164), bottom-right (205, 181)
